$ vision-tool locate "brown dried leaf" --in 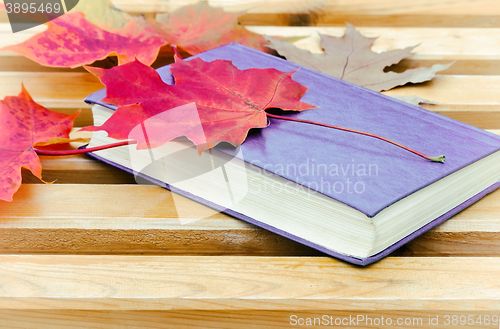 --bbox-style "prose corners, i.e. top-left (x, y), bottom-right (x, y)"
top-left (268, 25), bottom-right (451, 91)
